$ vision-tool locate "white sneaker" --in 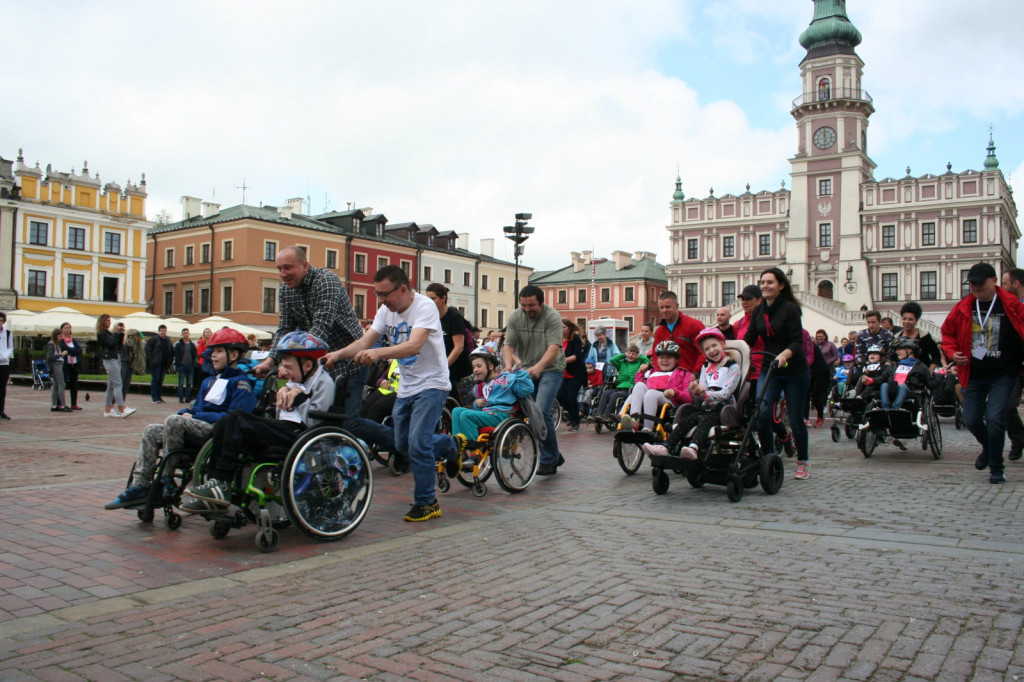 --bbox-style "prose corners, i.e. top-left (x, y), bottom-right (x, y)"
top-left (103, 411), bottom-right (115, 418)
top-left (118, 407), bottom-right (137, 418)
top-left (680, 446), bottom-right (699, 460)
top-left (641, 443), bottom-right (669, 457)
